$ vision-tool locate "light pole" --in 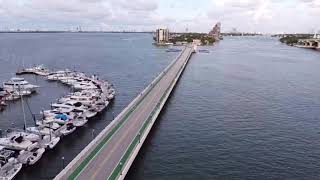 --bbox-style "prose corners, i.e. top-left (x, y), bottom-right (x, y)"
top-left (120, 162), bottom-right (123, 175)
top-left (138, 132), bottom-right (141, 143)
top-left (92, 129), bottom-right (95, 139)
top-left (62, 156), bottom-right (65, 169)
